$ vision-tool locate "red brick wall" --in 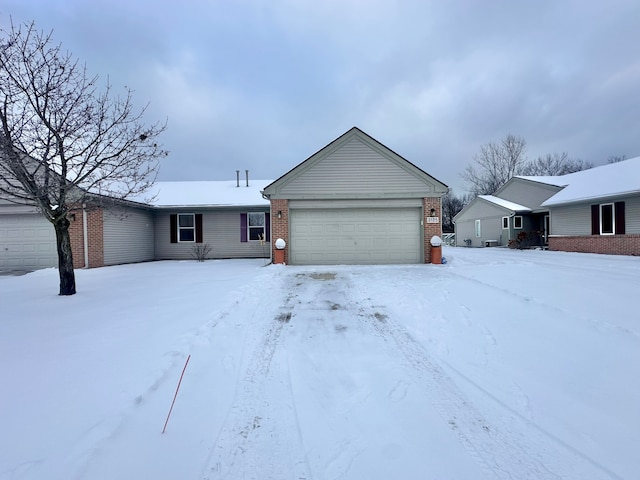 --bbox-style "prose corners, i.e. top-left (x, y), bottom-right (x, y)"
top-left (270, 199), bottom-right (289, 264)
top-left (68, 206), bottom-right (104, 268)
top-left (549, 235), bottom-right (640, 256)
top-left (423, 197), bottom-right (443, 264)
